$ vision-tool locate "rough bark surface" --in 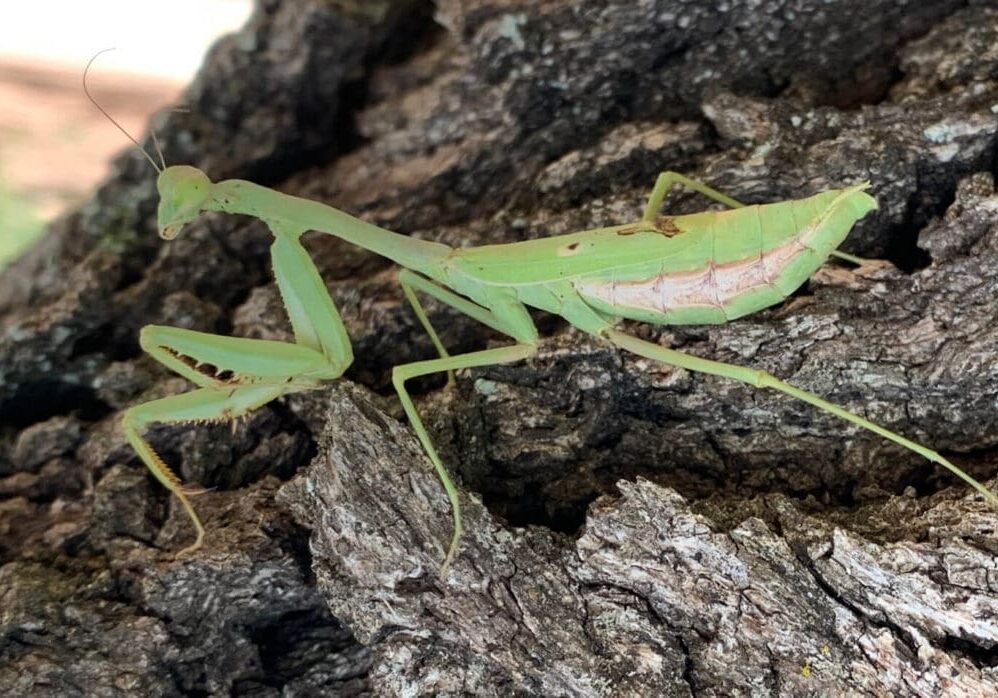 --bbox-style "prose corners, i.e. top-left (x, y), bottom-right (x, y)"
top-left (3, 1), bottom-right (998, 695)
